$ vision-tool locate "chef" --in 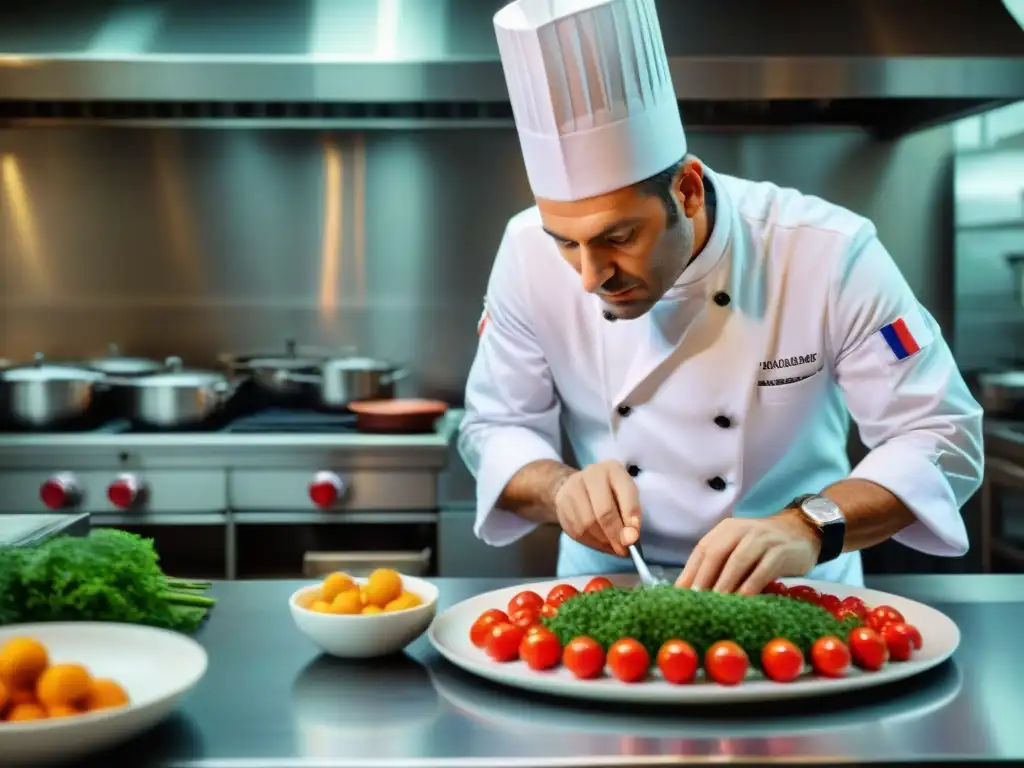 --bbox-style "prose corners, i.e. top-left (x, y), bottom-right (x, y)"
top-left (458, 0), bottom-right (985, 592)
